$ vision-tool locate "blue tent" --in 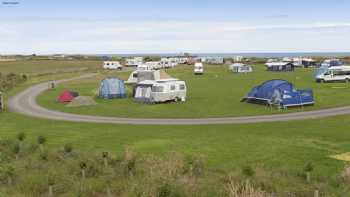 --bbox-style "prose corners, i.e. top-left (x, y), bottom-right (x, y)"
top-left (242, 80), bottom-right (314, 108)
top-left (99, 78), bottom-right (127, 99)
